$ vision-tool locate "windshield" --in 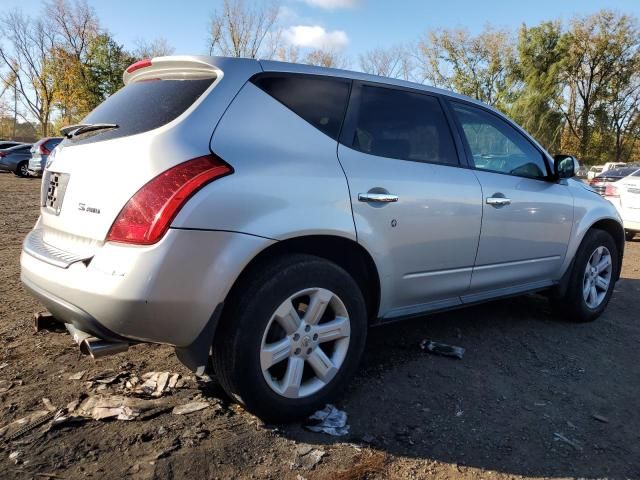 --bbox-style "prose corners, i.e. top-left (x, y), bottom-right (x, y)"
top-left (65, 77), bottom-right (215, 146)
